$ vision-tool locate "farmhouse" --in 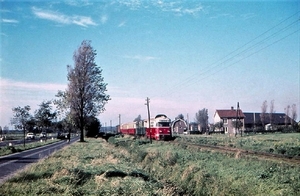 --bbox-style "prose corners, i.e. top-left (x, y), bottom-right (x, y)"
top-left (213, 107), bottom-right (245, 135)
